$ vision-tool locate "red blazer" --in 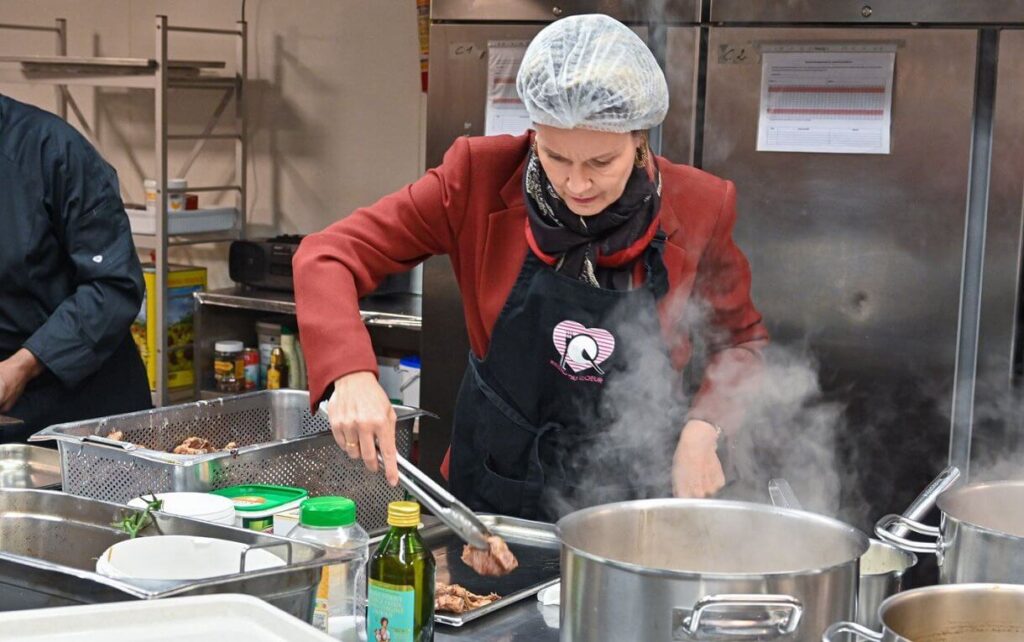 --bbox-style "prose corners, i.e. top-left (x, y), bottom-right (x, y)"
top-left (294, 133), bottom-right (768, 446)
